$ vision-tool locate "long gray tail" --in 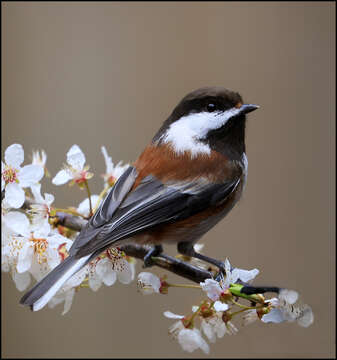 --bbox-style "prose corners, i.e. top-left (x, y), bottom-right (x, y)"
top-left (20, 254), bottom-right (91, 311)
